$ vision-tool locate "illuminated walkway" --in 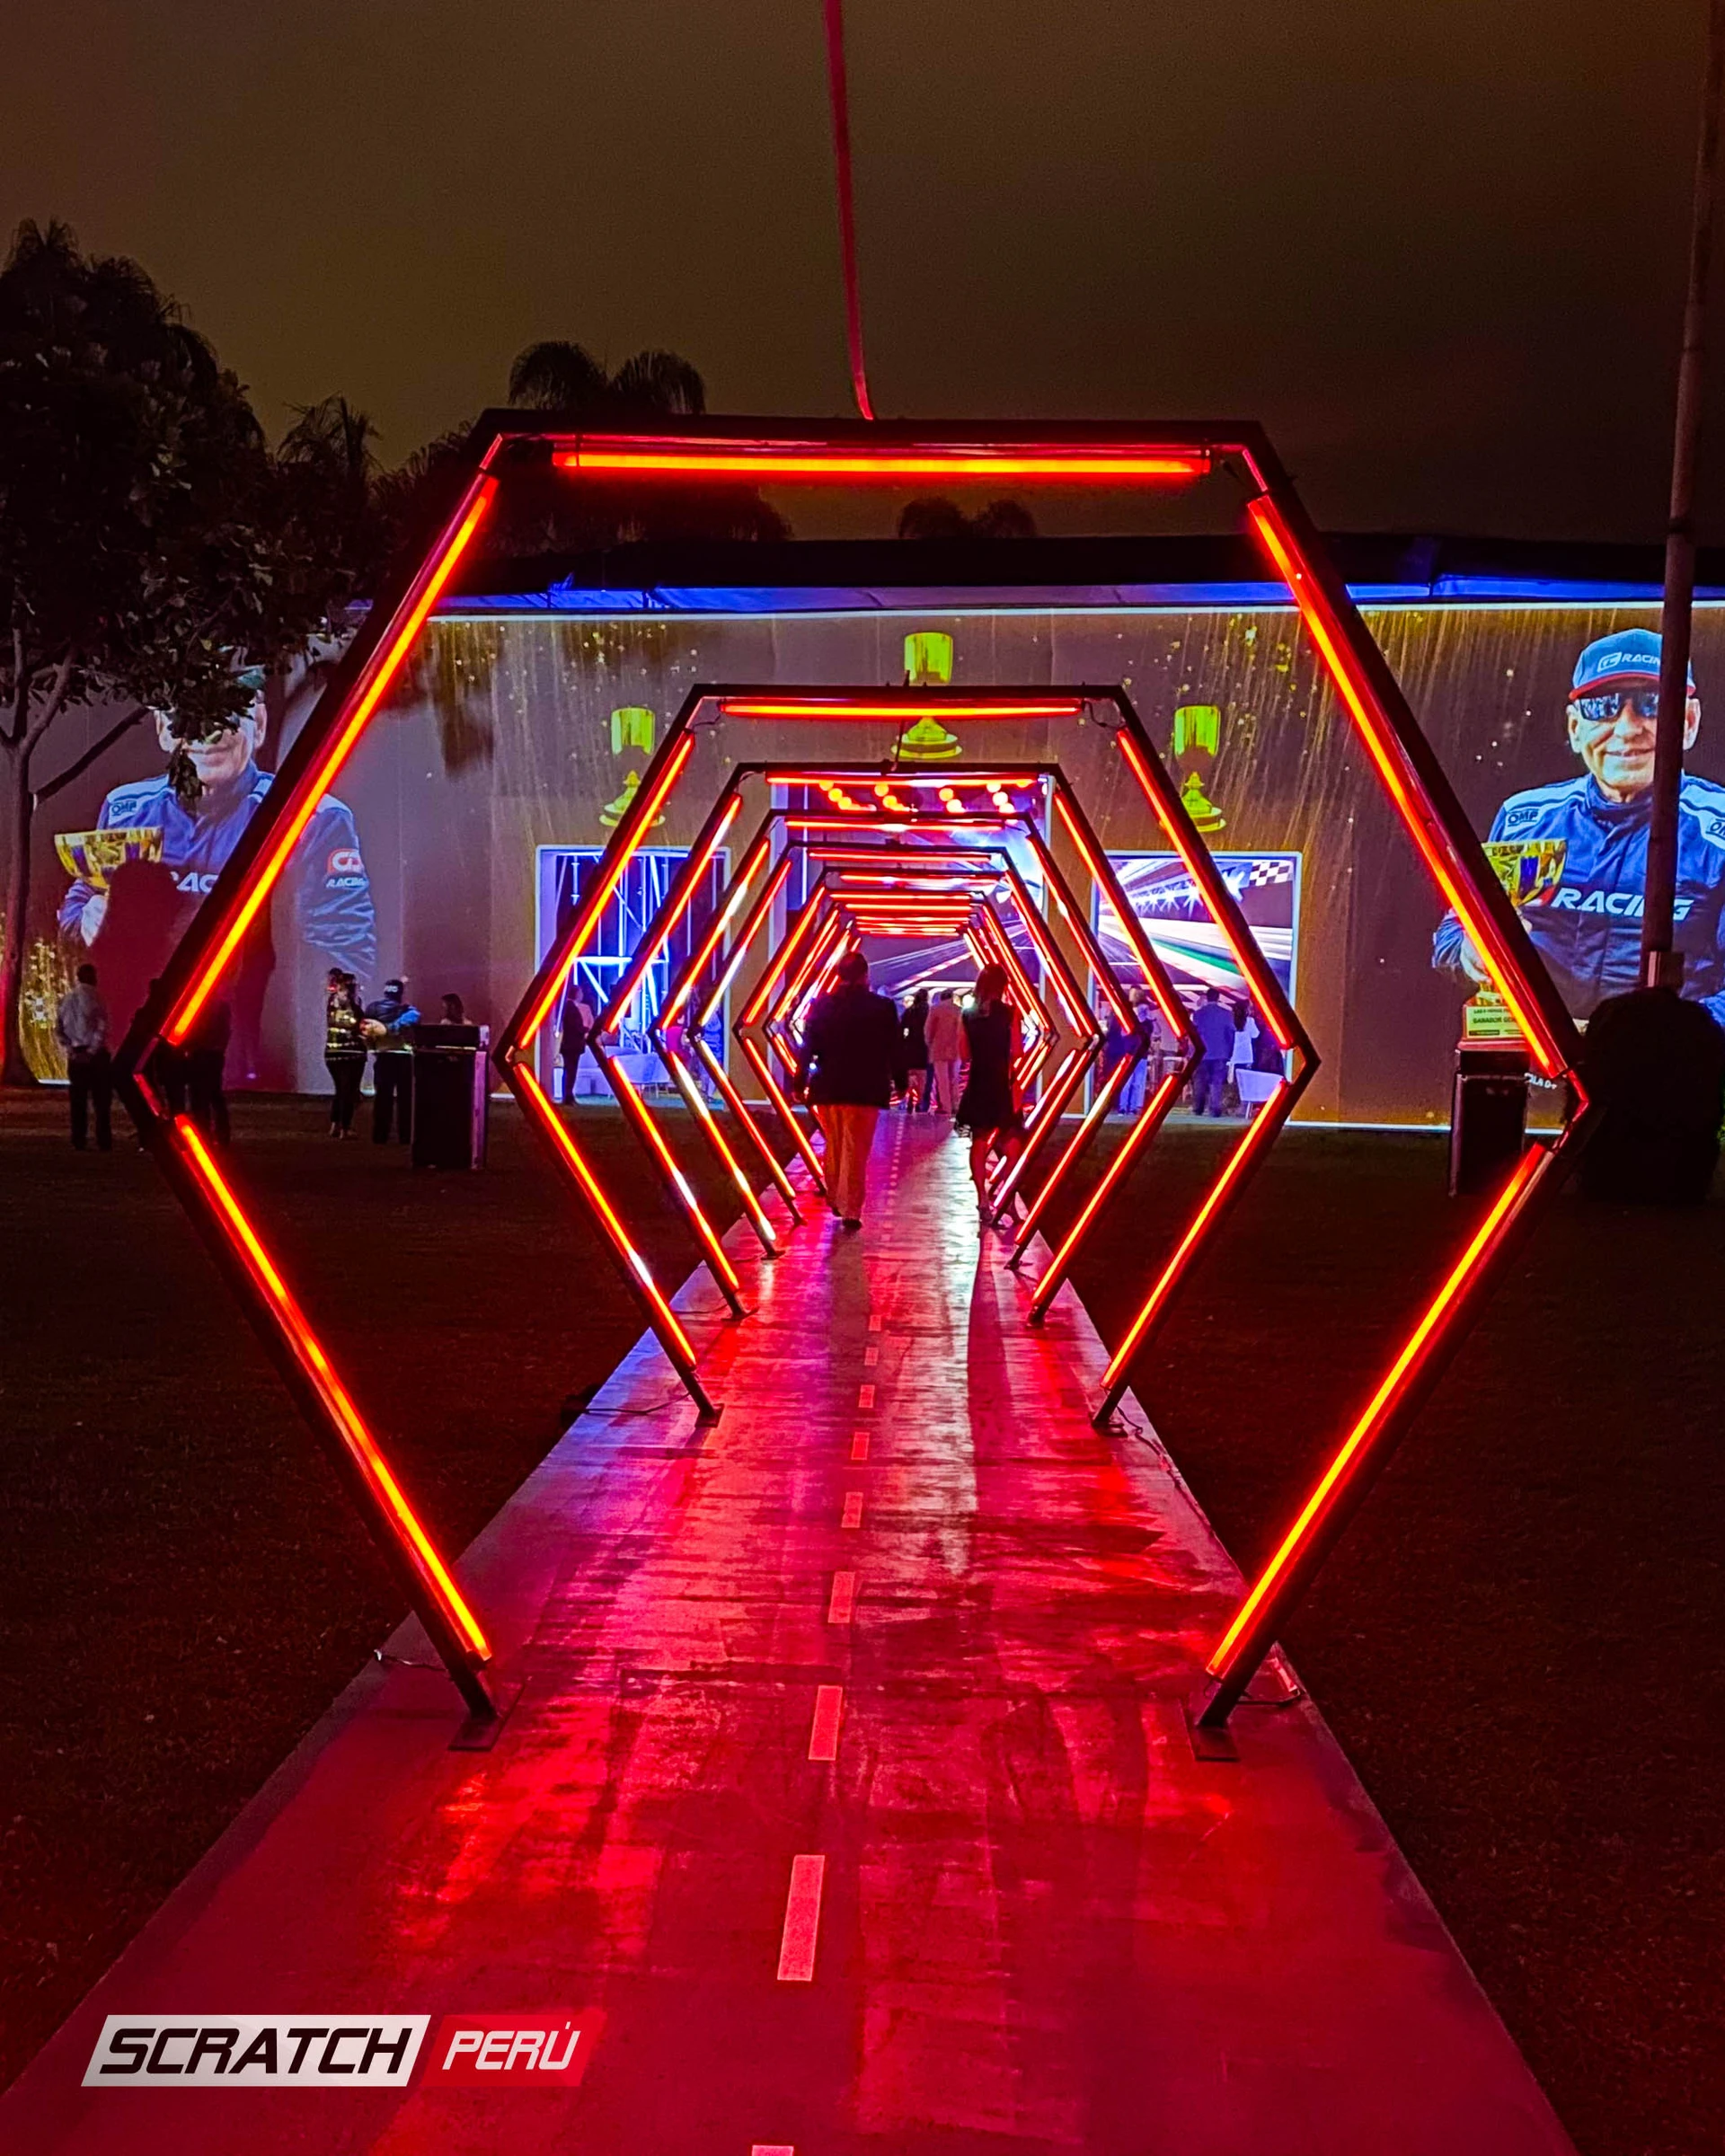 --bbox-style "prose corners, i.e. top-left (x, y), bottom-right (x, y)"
top-left (4, 1115), bottom-right (1572, 2153)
